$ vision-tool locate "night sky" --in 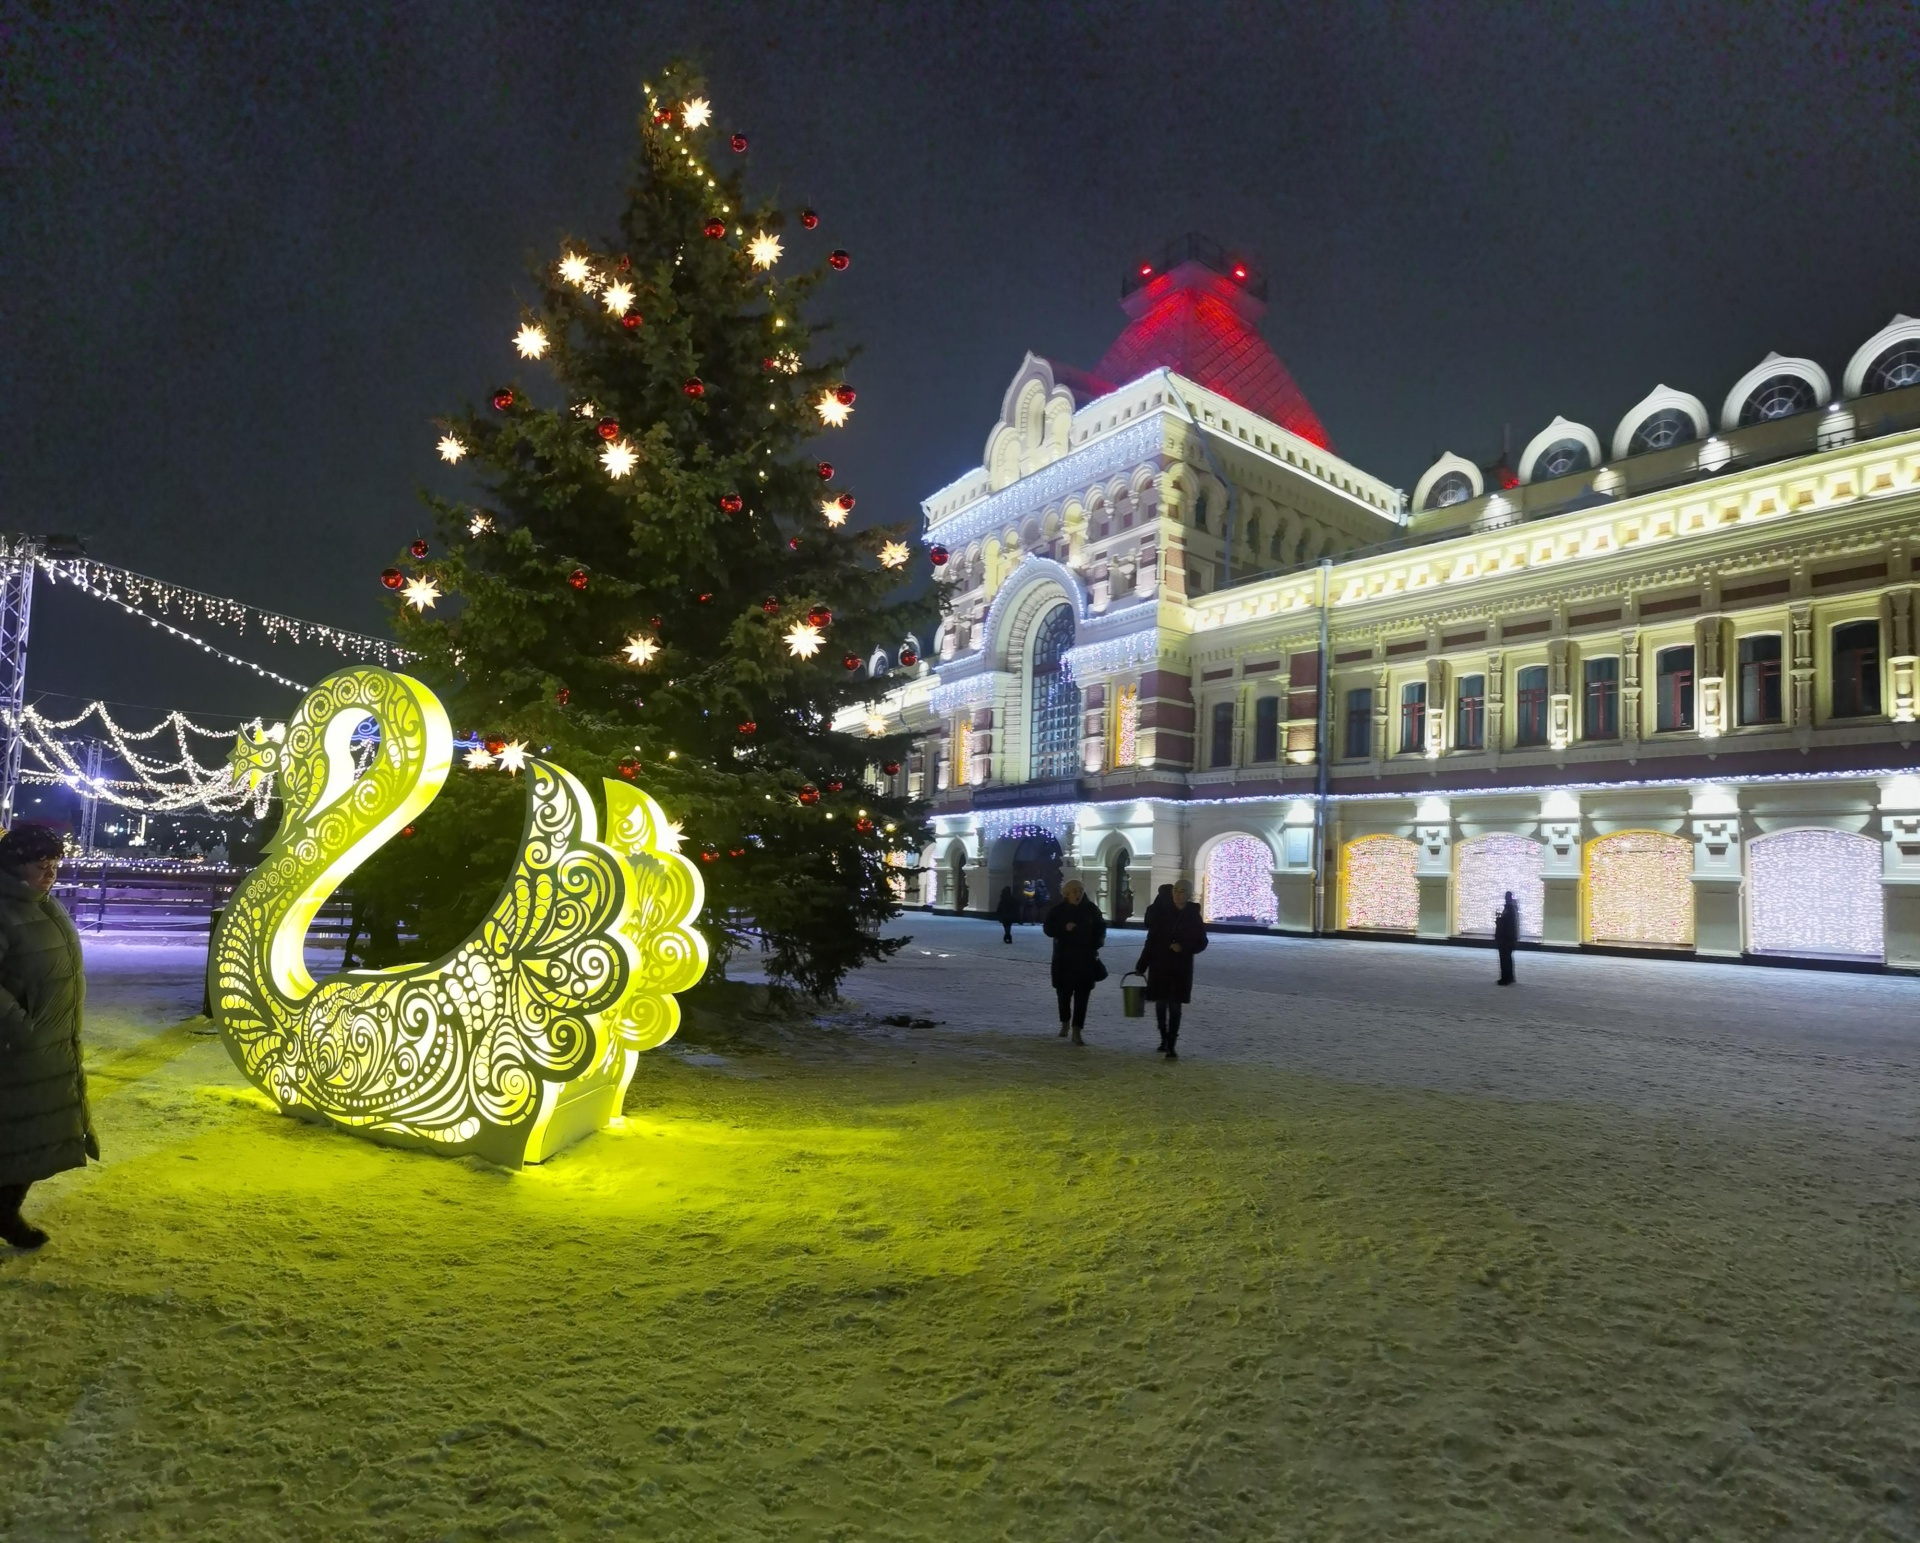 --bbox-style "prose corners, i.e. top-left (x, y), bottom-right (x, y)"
top-left (4, 1), bottom-right (1917, 727)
